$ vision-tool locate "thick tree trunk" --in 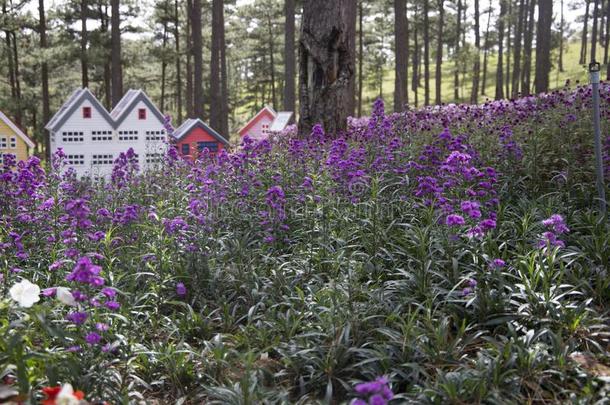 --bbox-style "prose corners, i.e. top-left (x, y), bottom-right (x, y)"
top-left (219, 1), bottom-right (229, 136)
top-left (394, 0), bottom-right (408, 112)
top-left (192, 0), bottom-right (204, 119)
top-left (604, 0), bottom-right (610, 66)
top-left (534, 0), bottom-right (552, 93)
top-left (11, 32), bottom-right (21, 126)
top-left (470, 0), bottom-right (480, 104)
top-left (505, 0), bottom-right (511, 98)
top-left (495, 0), bottom-right (505, 100)
top-left (423, 0), bottom-right (430, 105)
top-left (174, 0), bottom-right (182, 123)
top-left (357, 1), bottom-right (363, 117)
top-left (81, 0), bottom-right (89, 88)
top-left (412, 24), bottom-right (419, 107)
top-left (210, 0), bottom-right (222, 130)
top-left (454, 0), bottom-right (461, 101)
top-left (284, 0), bottom-right (296, 113)
top-left (99, 3), bottom-right (112, 109)
top-left (559, 0), bottom-right (565, 72)
top-left (160, 1), bottom-right (169, 112)
top-left (512, 0), bottom-right (525, 97)
top-left (39, 0), bottom-right (50, 160)
top-left (580, 1), bottom-right (591, 65)
top-left (435, 0), bottom-right (444, 105)
top-left (298, 0), bottom-right (356, 136)
top-left (592, 0), bottom-right (600, 61)
top-left (521, 0), bottom-right (535, 96)
top-left (481, 0), bottom-right (492, 96)
top-left (267, 14), bottom-right (277, 108)
top-left (111, 0), bottom-right (123, 107)
top-left (186, 0), bottom-right (193, 118)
